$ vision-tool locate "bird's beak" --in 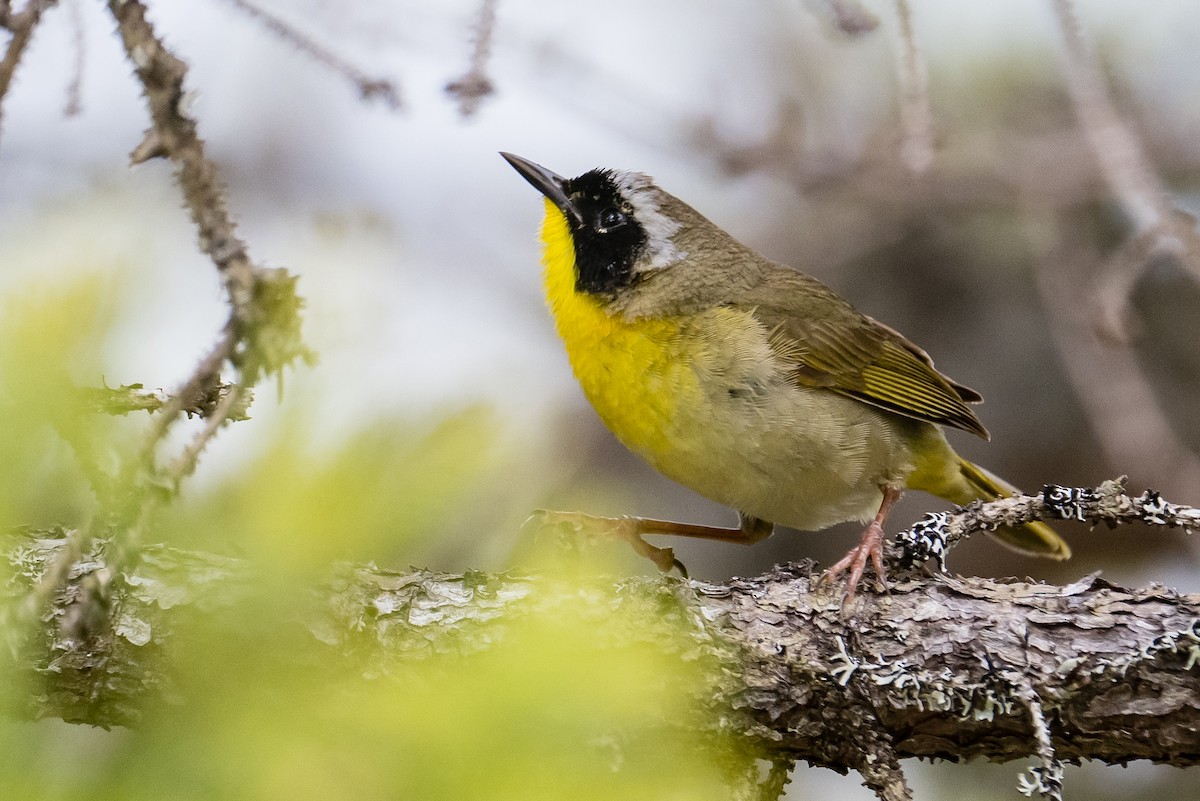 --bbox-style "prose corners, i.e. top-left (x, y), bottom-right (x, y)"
top-left (500, 152), bottom-right (583, 227)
